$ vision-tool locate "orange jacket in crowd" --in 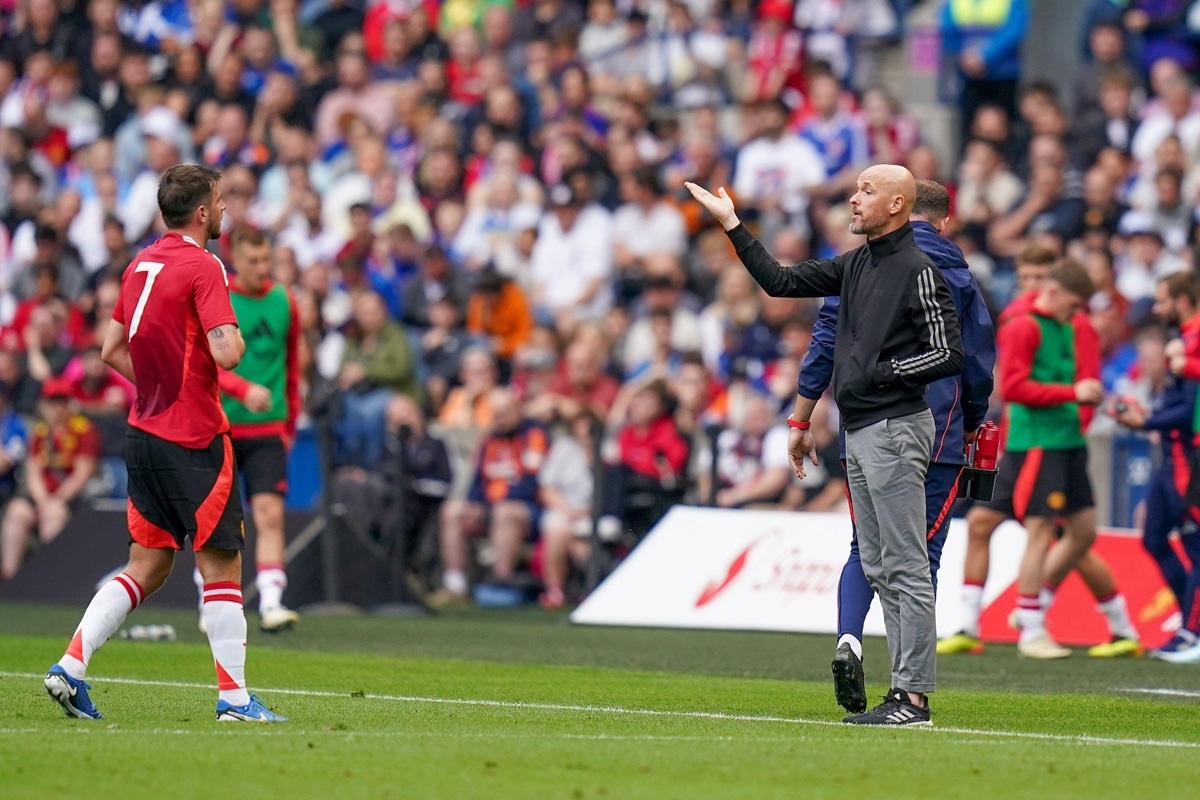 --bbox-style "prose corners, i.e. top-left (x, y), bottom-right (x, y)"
top-left (467, 281), bottom-right (534, 361)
